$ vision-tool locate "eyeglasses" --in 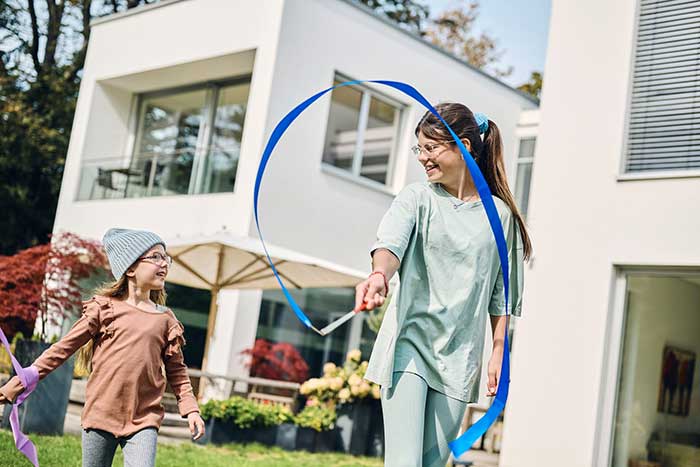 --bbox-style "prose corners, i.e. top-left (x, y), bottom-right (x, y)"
top-left (410, 142), bottom-right (447, 157)
top-left (139, 252), bottom-right (173, 266)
